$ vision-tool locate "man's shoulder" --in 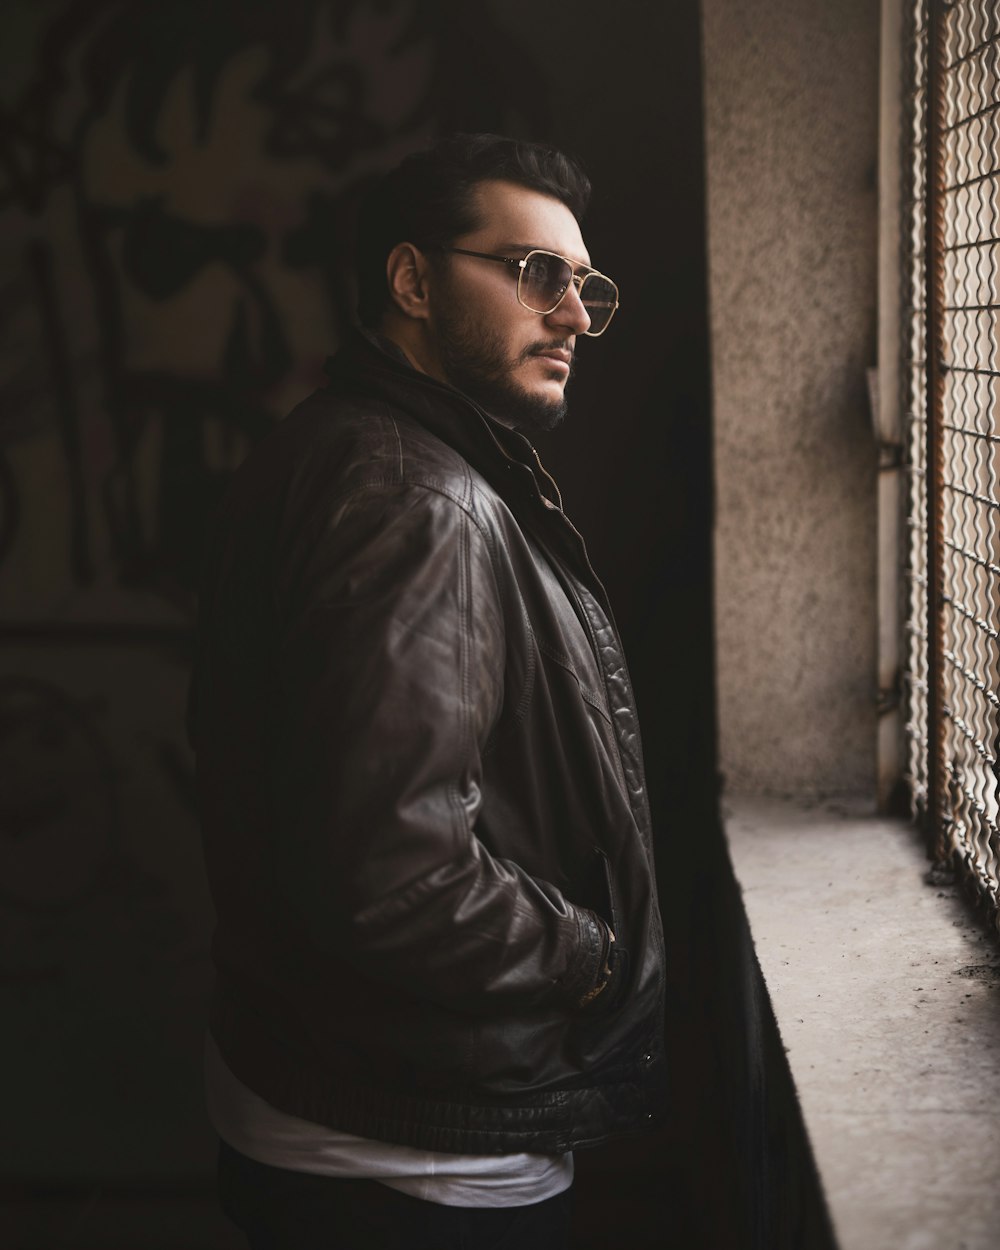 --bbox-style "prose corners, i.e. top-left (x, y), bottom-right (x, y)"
top-left (229, 385), bottom-right (502, 534)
